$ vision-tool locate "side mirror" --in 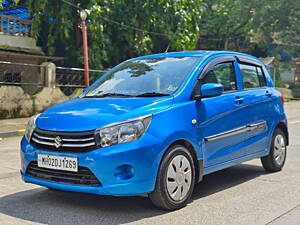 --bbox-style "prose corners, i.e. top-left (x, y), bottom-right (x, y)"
top-left (194, 83), bottom-right (224, 100)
